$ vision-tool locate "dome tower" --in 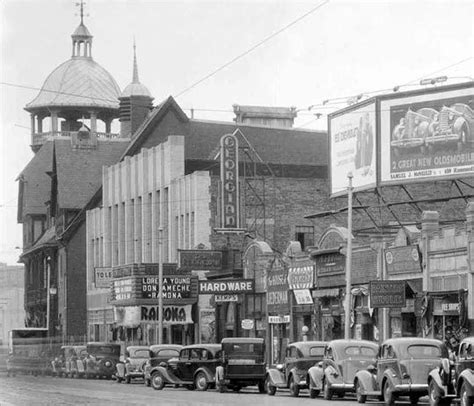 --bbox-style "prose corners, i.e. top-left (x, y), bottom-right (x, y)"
top-left (119, 41), bottom-right (154, 138)
top-left (24, 7), bottom-right (122, 152)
